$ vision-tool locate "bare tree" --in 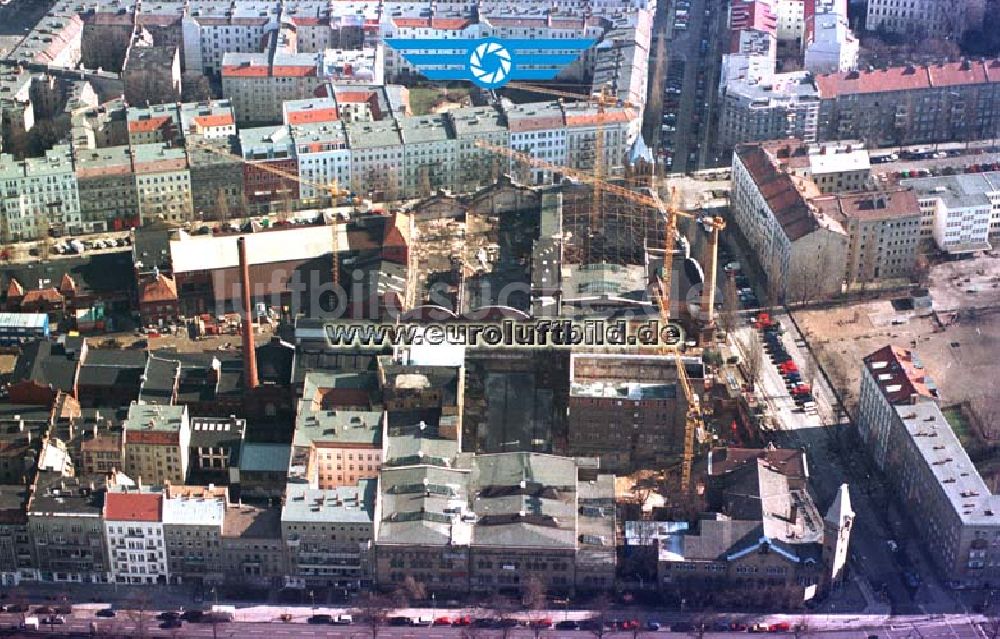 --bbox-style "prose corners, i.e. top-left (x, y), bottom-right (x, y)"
top-left (970, 393), bottom-right (1000, 441)
top-left (354, 592), bottom-right (393, 639)
top-left (215, 188), bottom-right (231, 224)
top-left (764, 253), bottom-right (785, 309)
top-left (737, 330), bottom-right (764, 392)
top-left (583, 593), bottom-right (612, 639)
top-left (719, 273), bottom-right (739, 336)
top-left (124, 591), bottom-right (153, 639)
top-left (124, 68), bottom-right (180, 107)
top-left (391, 575), bottom-right (426, 608)
top-left (521, 576), bottom-right (547, 610)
